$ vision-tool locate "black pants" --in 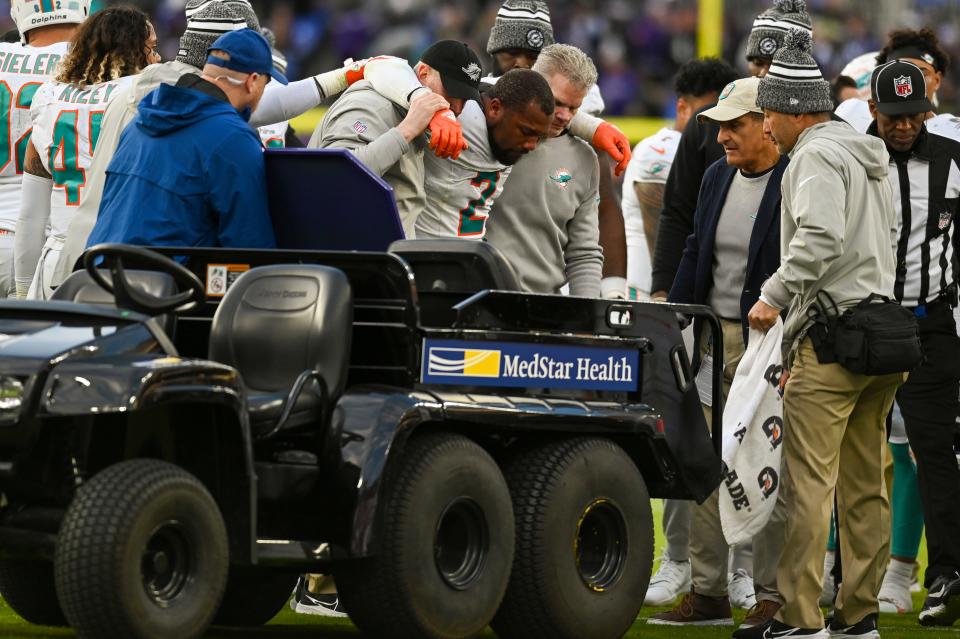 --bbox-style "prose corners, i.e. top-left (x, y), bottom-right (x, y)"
top-left (898, 303), bottom-right (960, 587)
